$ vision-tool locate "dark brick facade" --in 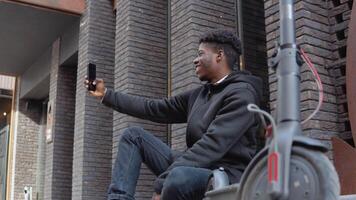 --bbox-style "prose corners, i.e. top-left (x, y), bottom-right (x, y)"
top-left (242, 0), bottom-right (269, 110)
top-left (9, 0), bottom-right (354, 199)
top-left (114, 0), bottom-right (168, 199)
top-left (329, 0), bottom-right (353, 144)
top-left (73, 0), bottom-right (115, 199)
top-left (44, 39), bottom-right (77, 200)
